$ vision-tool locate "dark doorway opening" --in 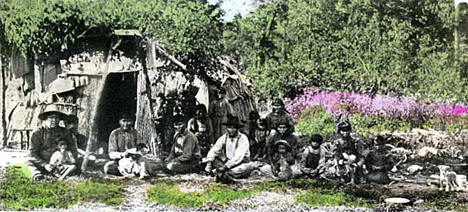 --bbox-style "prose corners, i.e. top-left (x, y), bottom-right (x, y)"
top-left (95, 72), bottom-right (138, 154)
